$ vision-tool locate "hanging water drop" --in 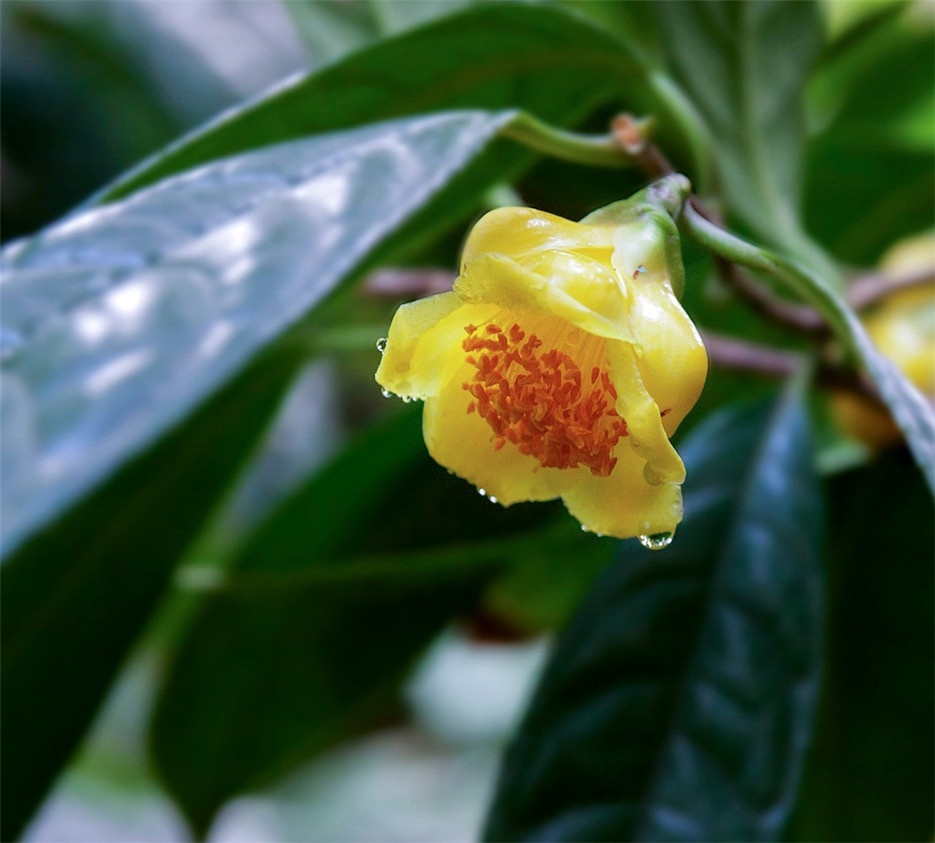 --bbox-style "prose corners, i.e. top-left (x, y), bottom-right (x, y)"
top-left (477, 488), bottom-right (487, 497)
top-left (488, 495), bottom-right (498, 504)
top-left (380, 388), bottom-right (393, 399)
top-left (375, 337), bottom-right (388, 354)
top-left (581, 524), bottom-right (590, 533)
top-left (638, 531), bottom-right (674, 551)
